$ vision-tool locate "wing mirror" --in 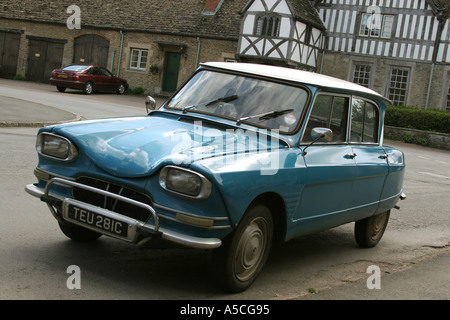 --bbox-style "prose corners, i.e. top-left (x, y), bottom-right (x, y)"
top-left (303, 127), bottom-right (333, 155)
top-left (311, 127), bottom-right (333, 142)
top-left (145, 96), bottom-right (156, 113)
